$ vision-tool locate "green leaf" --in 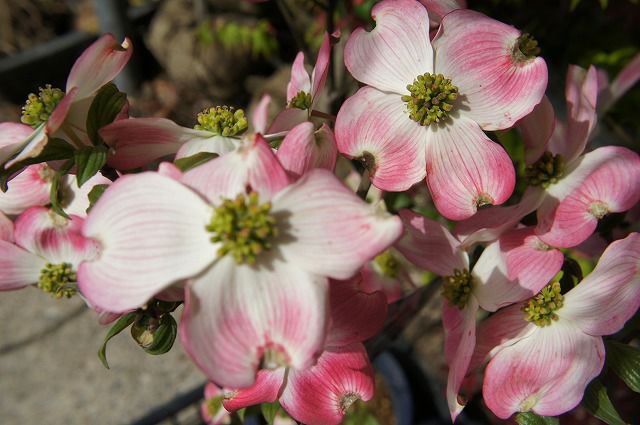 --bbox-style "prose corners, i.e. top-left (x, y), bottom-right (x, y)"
top-left (74, 146), bottom-right (108, 187)
top-left (583, 379), bottom-right (626, 425)
top-left (515, 412), bottom-right (559, 425)
top-left (261, 401), bottom-right (281, 425)
top-left (0, 138), bottom-right (75, 192)
top-left (49, 158), bottom-right (75, 219)
top-left (86, 82), bottom-right (127, 146)
top-left (98, 312), bottom-right (137, 369)
top-left (606, 340), bottom-right (640, 392)
top-left (86, 184), bottom-right (110, 213)
top-left (174, 151), bottom-right (218, 171)
top-left (140, 314), bottom-right (177, 355)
